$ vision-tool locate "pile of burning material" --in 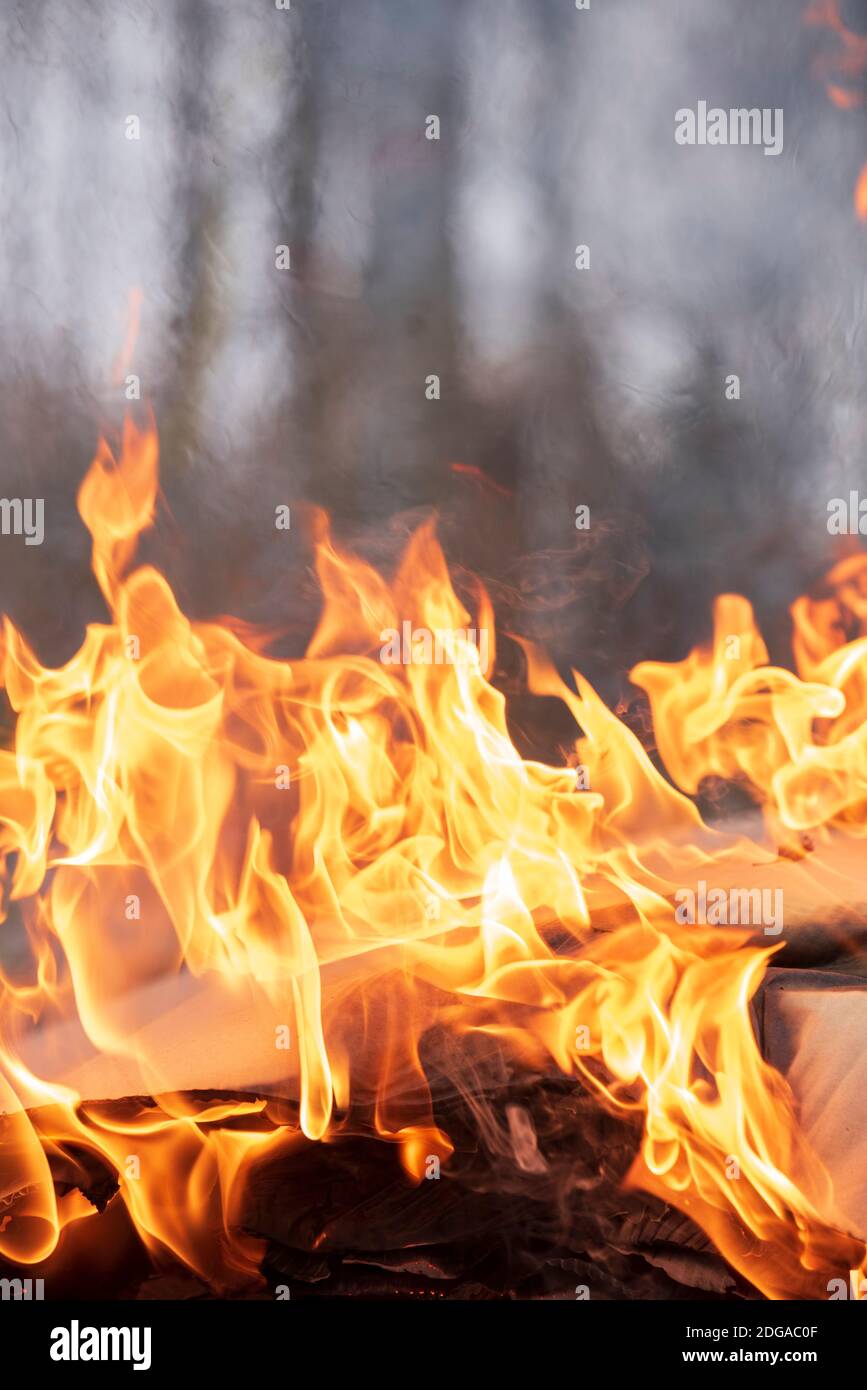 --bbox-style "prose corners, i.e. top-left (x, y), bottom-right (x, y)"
top-left (2, 415), bottom-right (867, 1301)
